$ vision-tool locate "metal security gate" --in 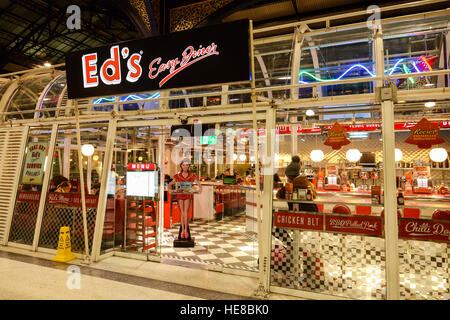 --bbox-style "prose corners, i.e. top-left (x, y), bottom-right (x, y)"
top-left (0, 127), bottom-right (27, 245)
